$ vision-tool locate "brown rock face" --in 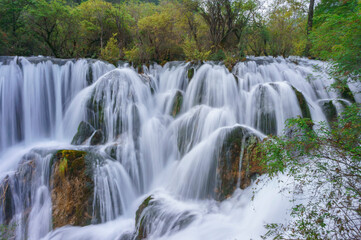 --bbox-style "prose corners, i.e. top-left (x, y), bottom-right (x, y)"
top-left (216, 127), bottom-right (264, 201)
top-left (51, 150), bottom-right (94, 229)
top-left (239, 136), bottom-right (264, 189)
